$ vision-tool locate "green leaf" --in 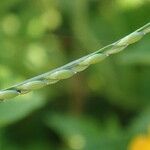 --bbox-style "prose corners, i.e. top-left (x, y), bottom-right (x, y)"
top-left (45, 113), bottom-right (127, 150)
top-left (0, 93), bottom-right (46, 128)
